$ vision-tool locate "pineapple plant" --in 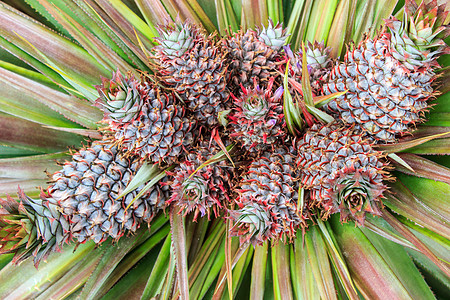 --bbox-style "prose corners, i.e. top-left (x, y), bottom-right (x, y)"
top-left (0, 0), bottom-right (449, 299)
